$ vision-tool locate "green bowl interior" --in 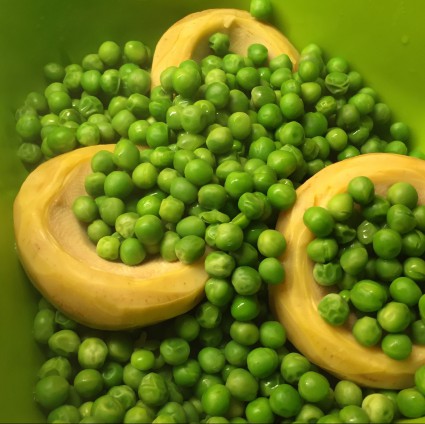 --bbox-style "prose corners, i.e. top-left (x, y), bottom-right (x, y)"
top-left (2, 0), bottom-right (425, 421)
